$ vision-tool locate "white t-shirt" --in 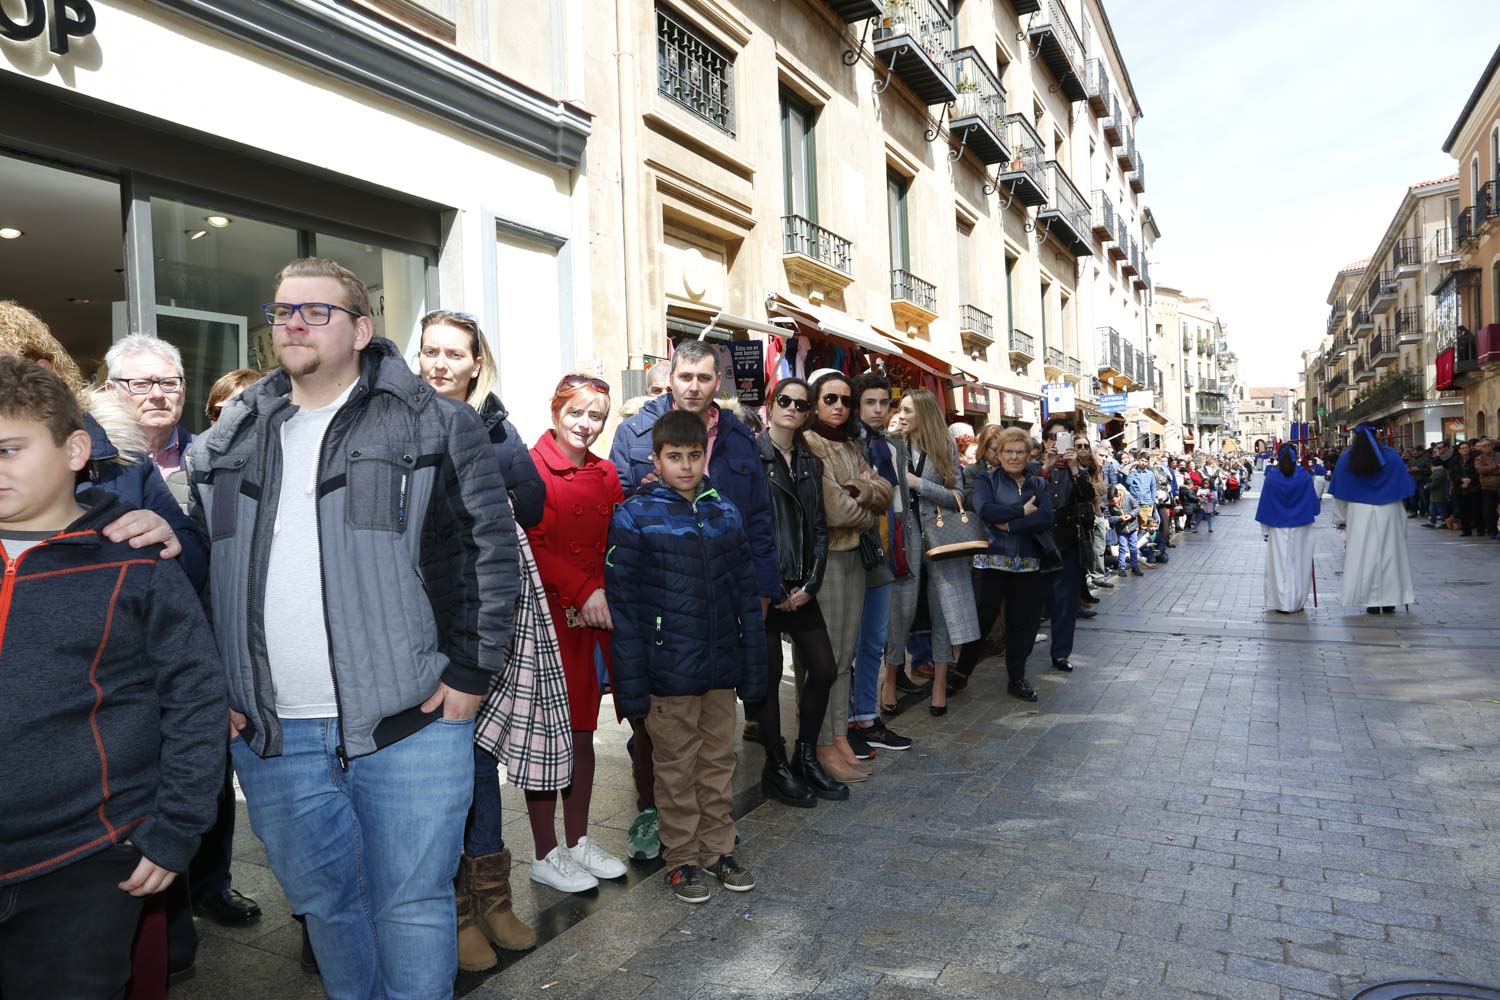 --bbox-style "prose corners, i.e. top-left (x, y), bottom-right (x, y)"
top-left (263, 382), bottom-right (356, 719)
